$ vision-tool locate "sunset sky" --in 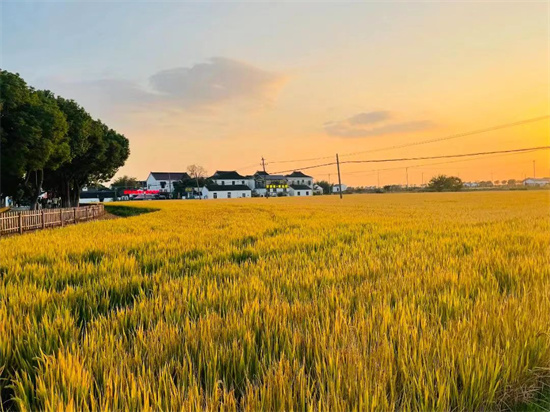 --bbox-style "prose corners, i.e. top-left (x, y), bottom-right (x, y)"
top-left (2, 1), bottom-right (549, 186)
